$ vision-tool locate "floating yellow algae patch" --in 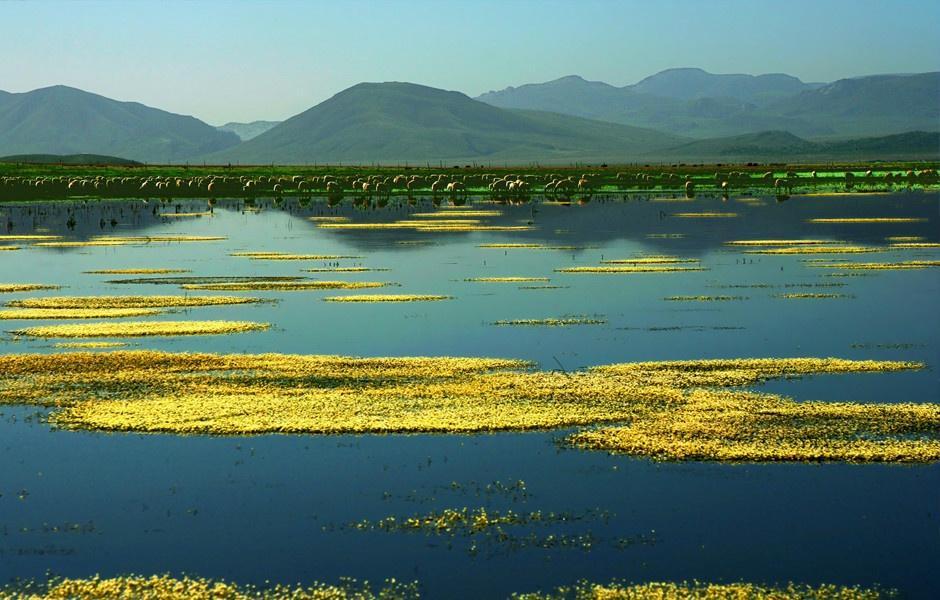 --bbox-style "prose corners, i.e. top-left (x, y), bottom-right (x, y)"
top-left (9, 296), bottom-right (262, 309)
top-left (885, 236), bottom-right (925, 242)
top-left (308, 216), bottom-right (351, 222)
top-left (0, 352), bottom-right (934, 466)
top-left (158, 211), bottom-right (212, 217)
top-left (518, 285), bottom-right (570, 290)
top-left (743, 246), bottom-right (884, 255)
top-left (319, 222), bottom-right (533, 232)
top-left (182, 281), bottom-right (391, 291)
top-left (230, 252), bottom-right (362, 260)
top-left (83, 268), bottom-right (191, 274)
top-left (808, 217), bottom-right (928, 224)
top-left (664, 296), bottom-right (747, 302)
top-left (354, 506), bottom-right (587, 535)
top-left (725, 239), bottom-right (839, 246)
top-left (466, 277), bottom-right (551, 283)
top-left (35, 240), bottom-right (135, 247)
top-left (323, 294), bottom-right (451, 302)
top-left (889, 242), bottom-right (940, 248)
top-left (302, 267), bottom-right (389, 273)
top-left (0, 308), bottom-right (163, 320)
top-left (557, 266), bottom-right (706, 274)
top-left (493, 318), bottom-right (606, 326)
top-left (12, 321), bottom-right (269, 338)
top-left (412, 211), bottom-right (503, 217)
top-left (0, 246), bottom-right (20, 251)
top-left (512, 580), bottom-right (888, 600)
top-left (601, 257), bottom-right (699, 264)
top-left (53, 342), bottom-right (129, 349)
top-left (671, 212), bottom-right (738, 218)
top-left (479, 243), bottom-right (545, 249)
top-left (0, 235), bottom-right (63, 241)
top-left (776, 293), bottom-right (852, 299)
top-left (108, 276), bottom-right (303, 285)
top-left (809, 261), bottom-right (940, 270)
top-left (0, 284), bottom-right (61, 293)
top-left (91, 235), bottom-right (226, 242)
top-left (0, 574), bottom-right (419, 600)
